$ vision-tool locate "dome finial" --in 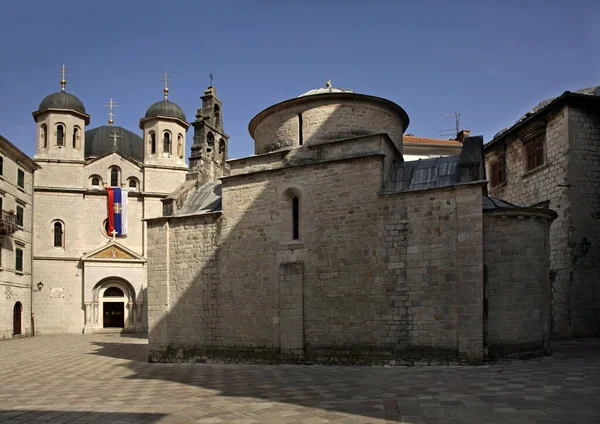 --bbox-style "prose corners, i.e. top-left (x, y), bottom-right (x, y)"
top-left (161, 71), bottom-right (171, 100)
top-left (326, 78), bottom-right (332, 88)
top-left (104, 98), bottom-right (118, 126)
top-left (59, 64), bottom-right (68, 92)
